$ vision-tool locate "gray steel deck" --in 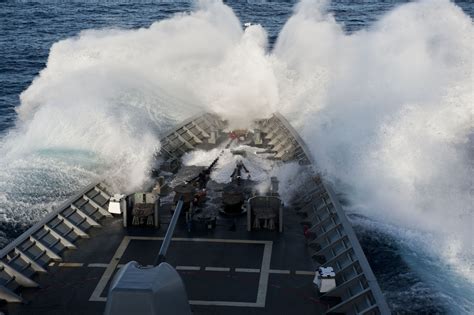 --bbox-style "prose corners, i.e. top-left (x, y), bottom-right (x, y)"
top-left (257, 113), bottom-right (390, 314)
top-left (1, 196), bottom-right (326, 314)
